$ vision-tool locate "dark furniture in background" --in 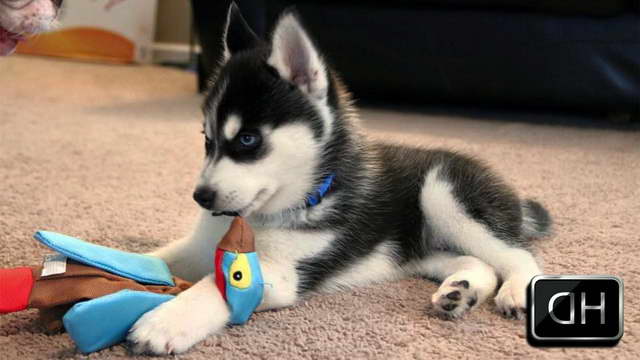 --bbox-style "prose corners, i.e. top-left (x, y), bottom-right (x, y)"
top-left (191, 0), bottom-right (640, 117)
